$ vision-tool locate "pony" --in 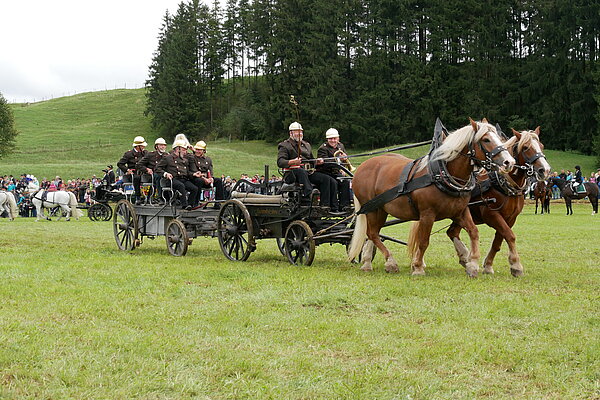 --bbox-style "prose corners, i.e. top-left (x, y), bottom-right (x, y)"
top-left (31, 190), bottom-right (83, 221)
top-left (348, 119), bottom-right (515, 277)
top-left (532, 180), bottom-right (551, 214)
top-left (447, 127), bottom-right (551, 277)
top-left (0, 191), bottom-right (18, 220)
top-left (547, 176), bottom-right (599, 215)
